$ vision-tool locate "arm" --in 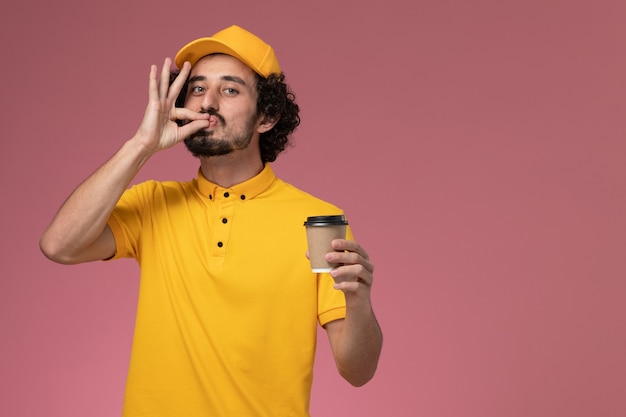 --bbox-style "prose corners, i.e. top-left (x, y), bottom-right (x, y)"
top-left (39, 58), bottom-right (209, 264)
top-left (324, 240), bottom-right (383, 386)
